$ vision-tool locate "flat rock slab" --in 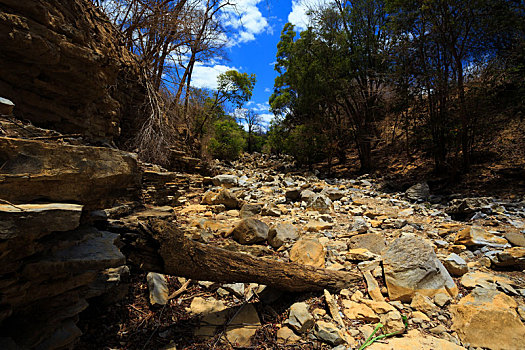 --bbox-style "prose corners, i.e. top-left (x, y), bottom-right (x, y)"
top-left (451, 287), bottom-right (525, 350)
top-left (0, 137), bottom-right (140, 209)
top-left (22, 228), bottom-right (125, 278)
top-left (0, 203), bottom-right (82, 240)
top-left (368, 329), bottom-right (465, 349)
